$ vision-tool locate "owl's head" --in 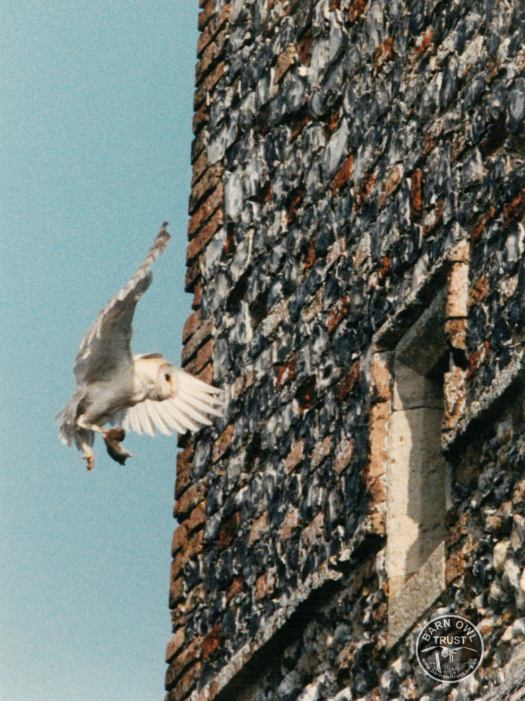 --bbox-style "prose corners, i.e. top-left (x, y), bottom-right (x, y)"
top-left (156, 363), bottom-right (177, 400)
top-left (133, 354), bottom-right (178, 401)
